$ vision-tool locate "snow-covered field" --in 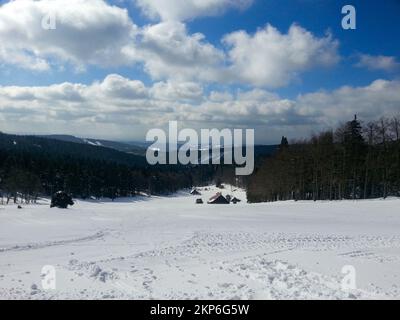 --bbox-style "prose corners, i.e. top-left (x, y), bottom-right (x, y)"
top-left (1, 186), bottom-right (400, 300)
